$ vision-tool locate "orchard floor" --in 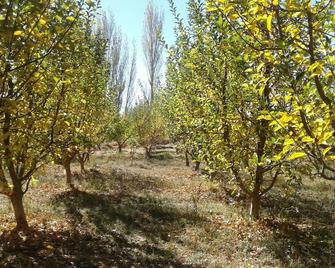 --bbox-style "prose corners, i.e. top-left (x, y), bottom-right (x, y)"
top-left (0, 146), bottom-right (334, 267)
